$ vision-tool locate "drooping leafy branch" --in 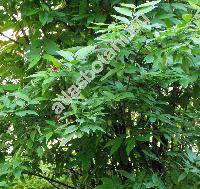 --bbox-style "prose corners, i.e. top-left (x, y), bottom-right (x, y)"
top-left (0, 0), bottom-right (199, 188)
